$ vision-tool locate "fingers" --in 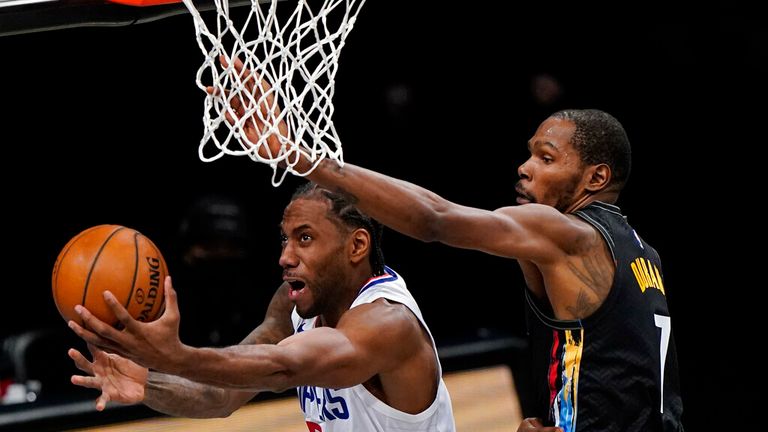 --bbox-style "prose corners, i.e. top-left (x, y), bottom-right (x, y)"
top-left (219, 54), bottom-right (253, 92)
top-left (517, 417), bottom-right (563, 432)
top-left (68, 348), bottom-right (94, 374)
top-left (214, 56), bottom-right (273, 119)
top-left (74, 305), bottom-right (115, 337)
top-left (162, 276), bottom-right (180, 322)
top-left (104, 291), bottom-right (139, 332)
top-left (224, 110), bottom-right (237, 127)
top-left (219, 54), bottom-right (230, 69)
top-left (221, 54), bottom-right (272, 102)
top-left (228, 56), bottom-right (254, 87)
top-left (71, 374), bottom-right (101, 390)
top-left (68, 313), bottom-right (123, 355)
top-left (68, 348), bottom-right (111, 411)
top-left (86, 343), bottom-right (103, 359)
top-left (207, 86), bottom-right (249, 129)
top-left (96, 392), bottom-right (111, 411)
top-left (524, 418), bottom-right (545, 427)
top-left (214, 54), bottom-right (289, 154)
top-left (231, 95), bottom-right (248, 119)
